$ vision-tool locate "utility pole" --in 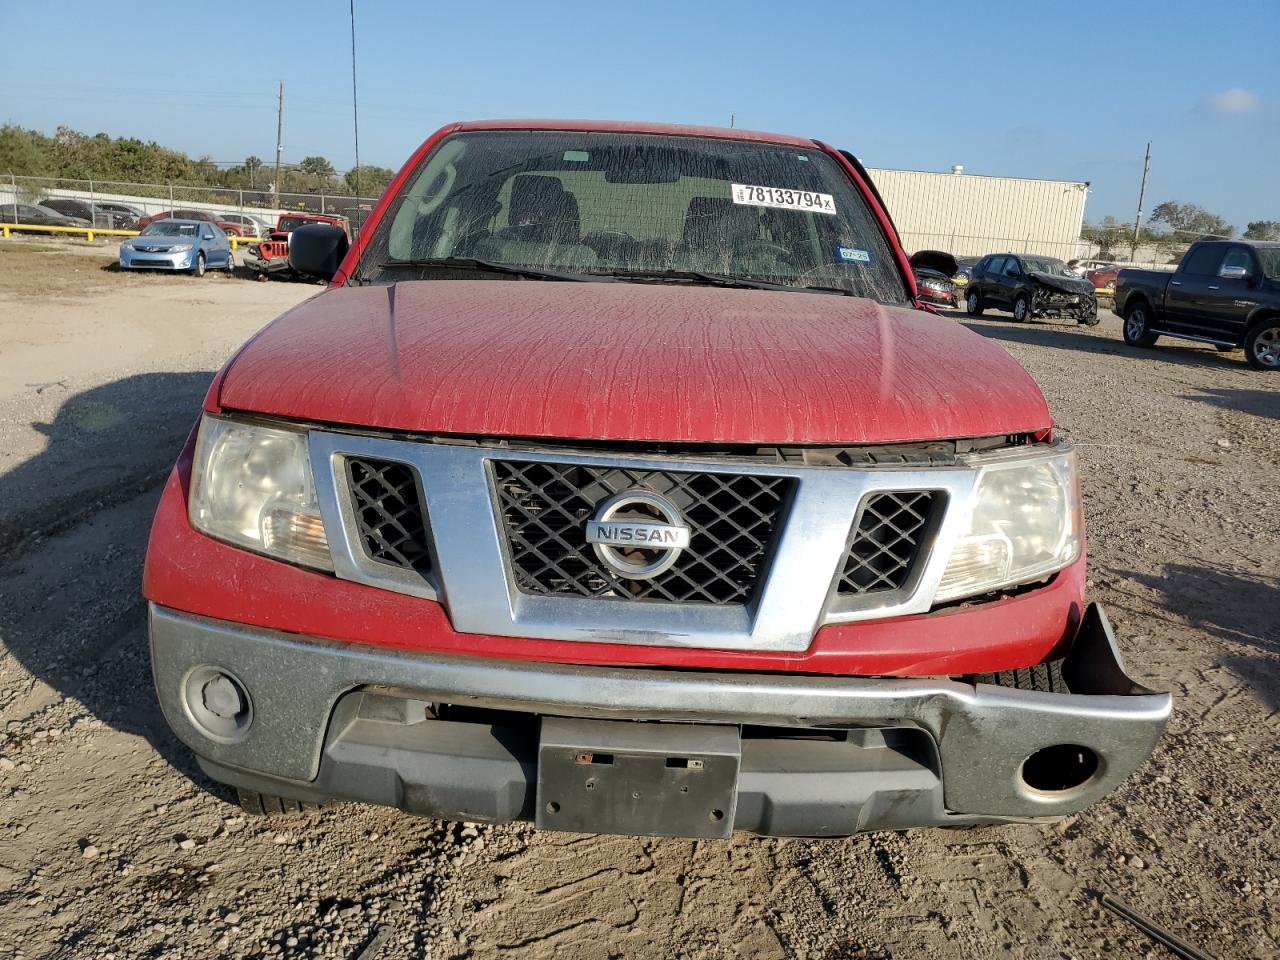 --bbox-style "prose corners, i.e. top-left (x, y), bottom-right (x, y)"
top-left (729, 113), bottom-right (735, 129)
top-left (1131, 142), bottom-right (1150, 259)
top-left (273, 82), bottom-right (284, 205)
